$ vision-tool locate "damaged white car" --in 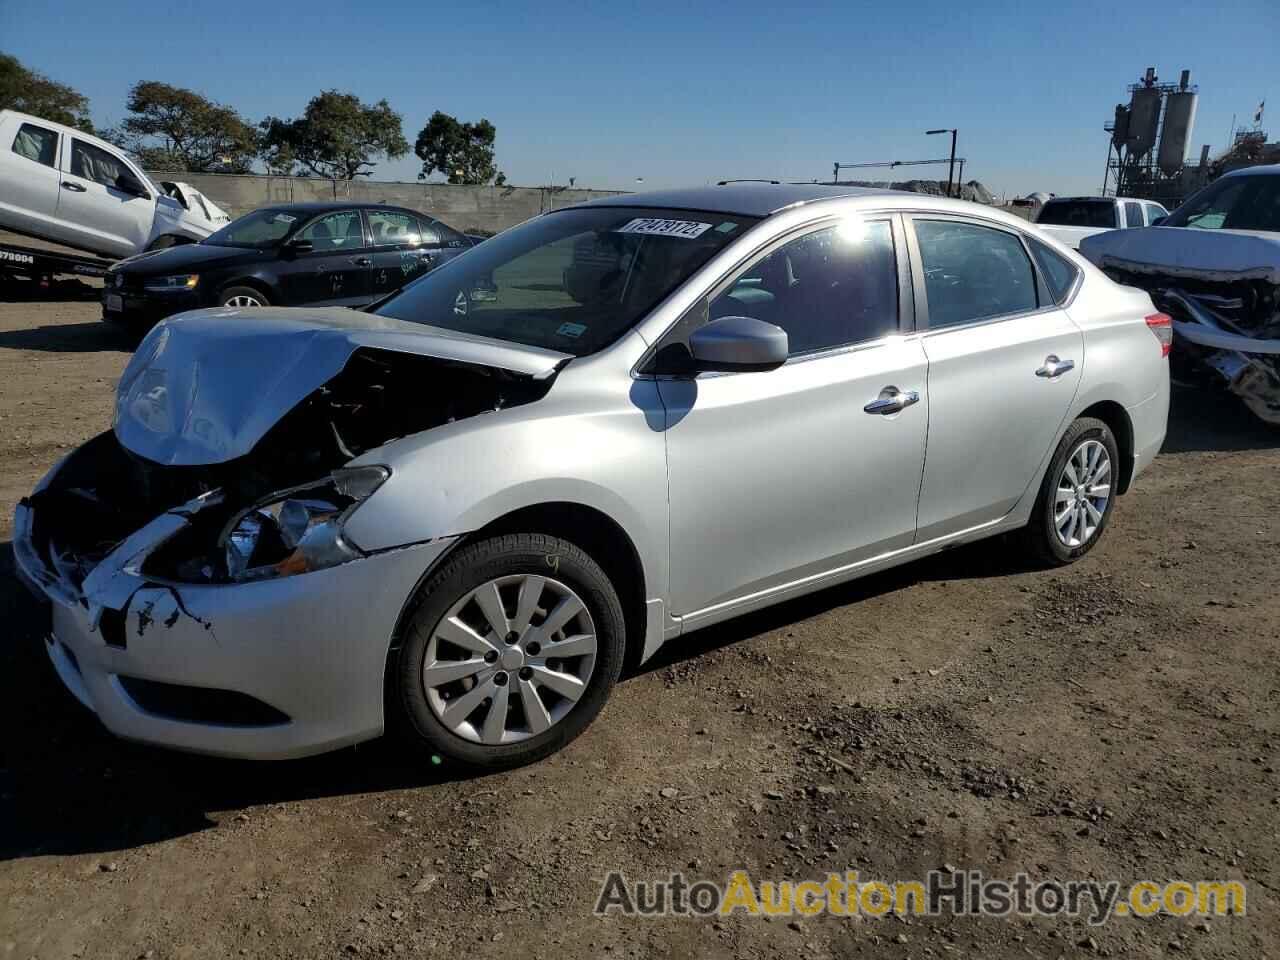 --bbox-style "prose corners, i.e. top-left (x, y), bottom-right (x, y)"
top-left (15, 185), bottom-right (1169, 767)
top-left (1080, 165), bottom-right (1280, 425)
